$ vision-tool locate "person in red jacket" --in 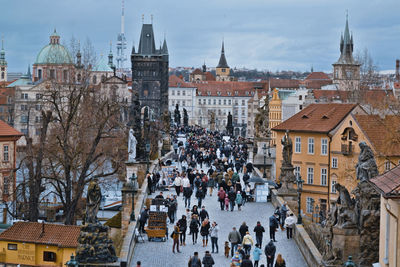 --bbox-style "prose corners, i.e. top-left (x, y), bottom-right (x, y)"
top-left (217, 187), bottom-right (226, 211)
